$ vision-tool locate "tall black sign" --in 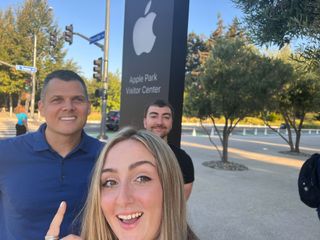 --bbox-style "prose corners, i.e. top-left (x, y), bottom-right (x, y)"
top-left (120, 0), bottom-right (189, 147)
